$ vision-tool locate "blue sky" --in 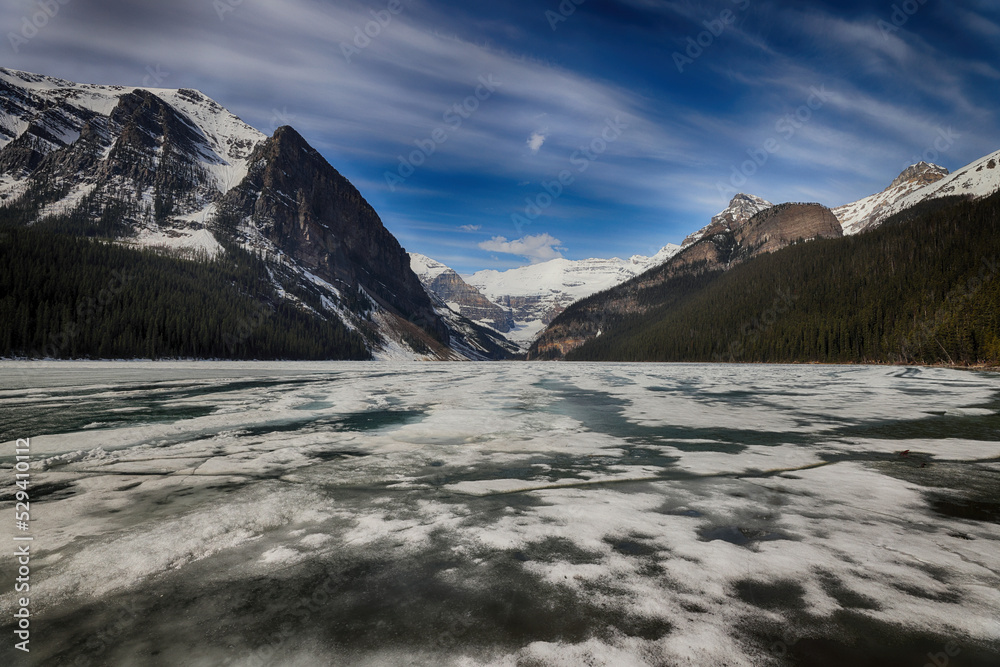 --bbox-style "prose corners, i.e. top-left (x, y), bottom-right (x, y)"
top-left (4, 0), bottom-right (999, 272)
